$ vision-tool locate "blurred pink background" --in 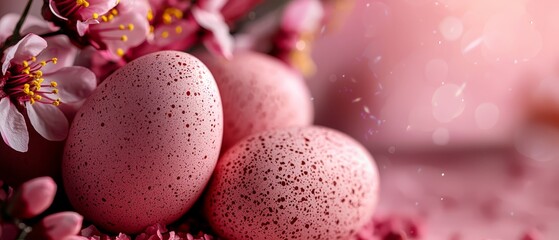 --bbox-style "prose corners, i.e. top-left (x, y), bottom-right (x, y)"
top-left (310, 0), bottom-right (559, 152)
